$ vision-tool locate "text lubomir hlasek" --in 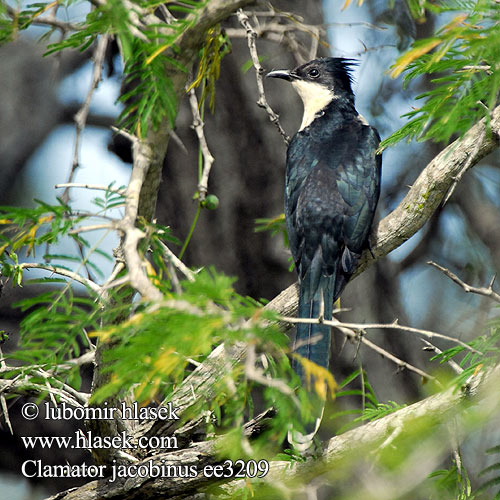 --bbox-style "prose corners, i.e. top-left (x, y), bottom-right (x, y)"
top-left (44, 402), bottom-right (180, 421)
